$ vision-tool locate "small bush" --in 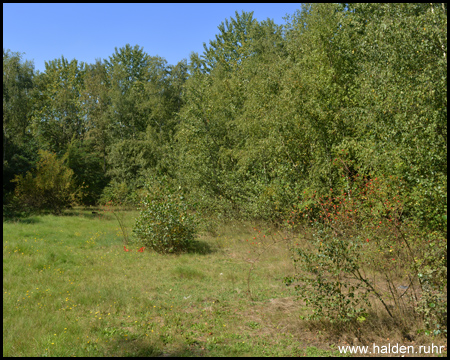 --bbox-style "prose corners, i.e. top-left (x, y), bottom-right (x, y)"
top-left (132, 178), bottom-right (198, 254)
